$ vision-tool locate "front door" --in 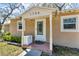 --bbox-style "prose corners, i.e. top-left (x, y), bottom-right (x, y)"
top-left (35, 19), bottom-right (46, 42)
